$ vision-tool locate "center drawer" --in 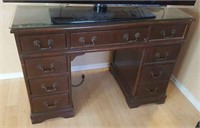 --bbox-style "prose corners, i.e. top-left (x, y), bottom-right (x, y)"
top-left (24, 56), bottom-right (68, 78)
top-left (70, 27), bottom-right (149, 48)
